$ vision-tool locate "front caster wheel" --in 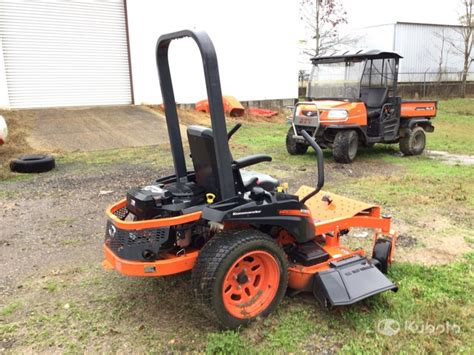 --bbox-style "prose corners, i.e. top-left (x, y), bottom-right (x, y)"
top-left (192, 229), bottom-right (288, 329)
